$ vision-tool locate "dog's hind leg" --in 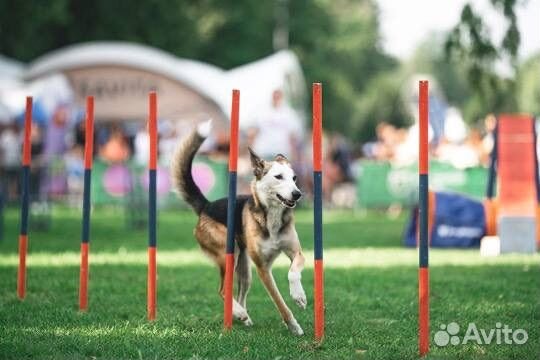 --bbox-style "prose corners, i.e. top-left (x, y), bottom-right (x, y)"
top-left (235, 250), bottom-right (253, 325)
top-left (216, 253), bottom-right (251, 324)
top-left (255, 266), bottom-right (303, 336)
top-left (195, 222), bottom-right (250, 324)
top-left (236, 250), bottom-right (252, 307)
